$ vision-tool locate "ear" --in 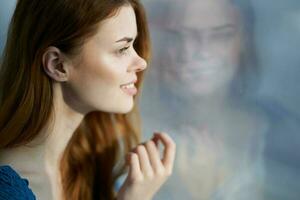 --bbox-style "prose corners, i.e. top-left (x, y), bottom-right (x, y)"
top-left (42, 46), bottom-right (71, 82)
